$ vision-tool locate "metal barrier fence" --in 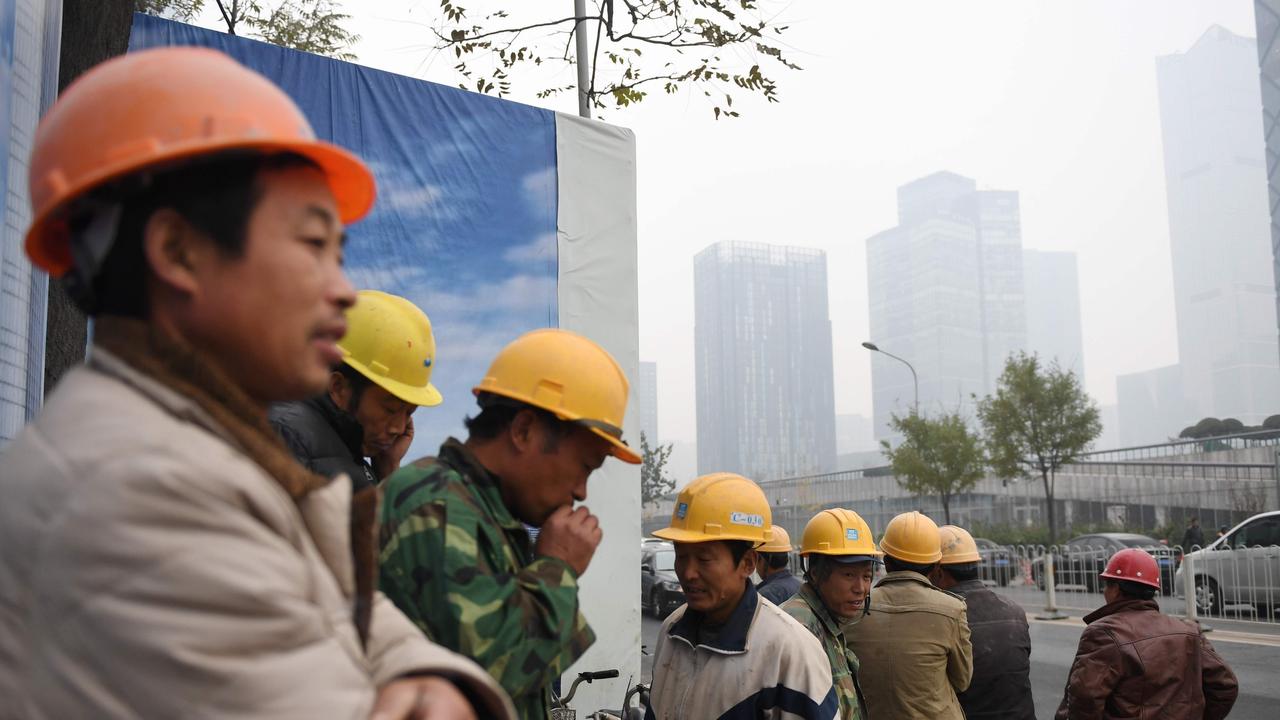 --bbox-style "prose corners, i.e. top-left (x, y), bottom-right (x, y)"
top-left (990, 542), bottom-right (1280, 626)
